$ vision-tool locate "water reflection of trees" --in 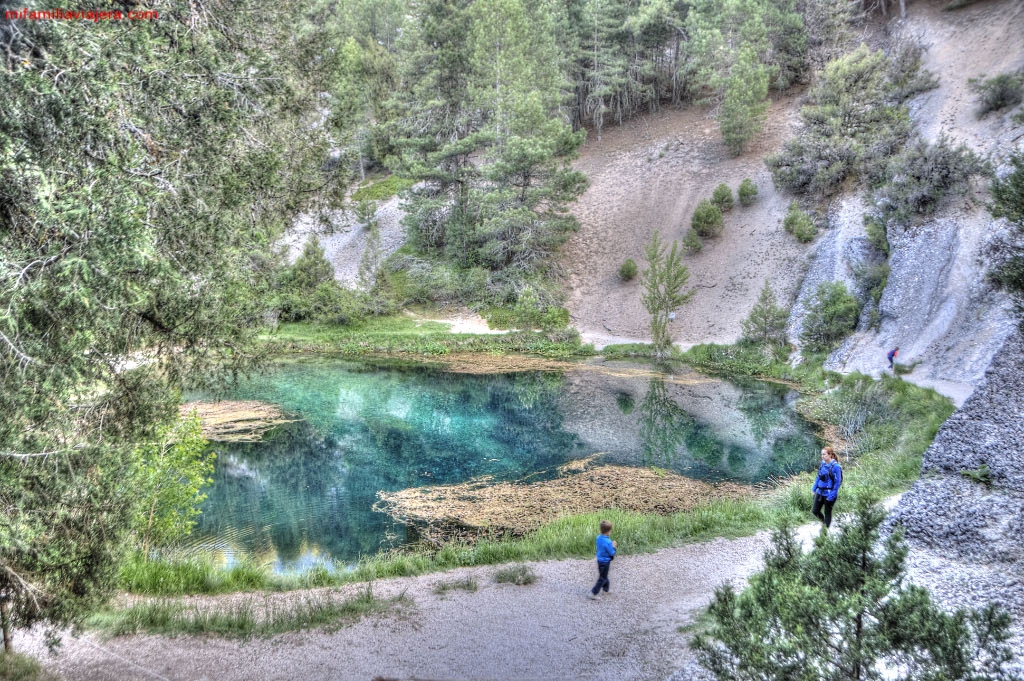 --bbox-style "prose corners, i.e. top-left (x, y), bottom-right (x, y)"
top-left (637, 376), bottom-right (819, 481)
top-left (638, 377), bottom-right (692, 464)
